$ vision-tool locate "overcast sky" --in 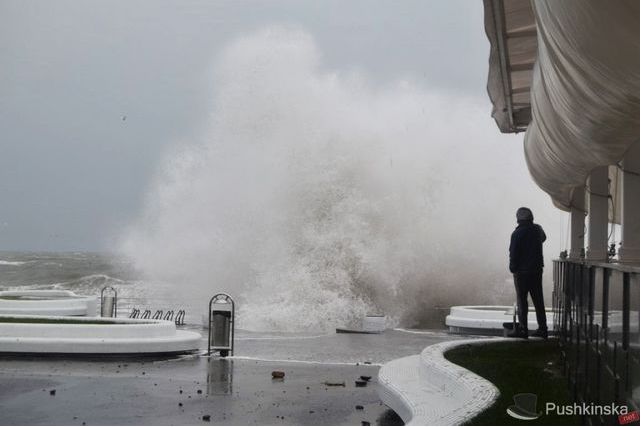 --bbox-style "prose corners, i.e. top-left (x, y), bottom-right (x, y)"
top-left (0, 0), bottom-right (511, 251)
